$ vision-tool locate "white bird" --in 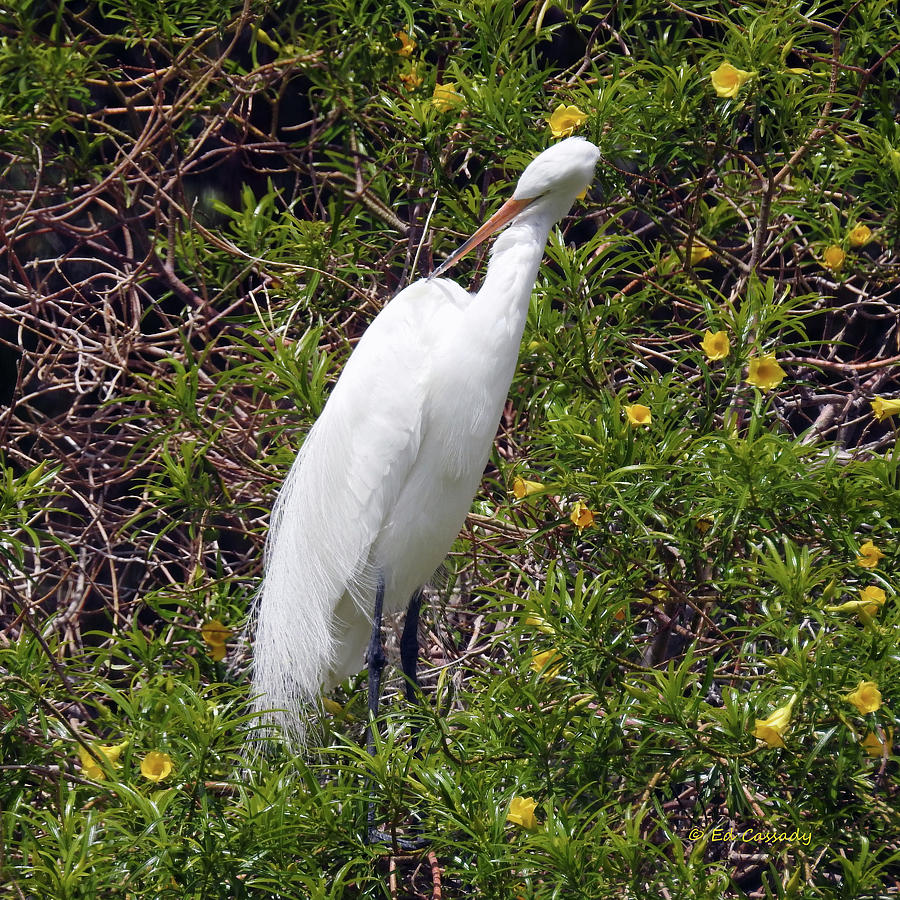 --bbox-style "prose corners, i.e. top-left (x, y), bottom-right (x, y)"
top-left (251, 136), bottom-right (600, 748)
